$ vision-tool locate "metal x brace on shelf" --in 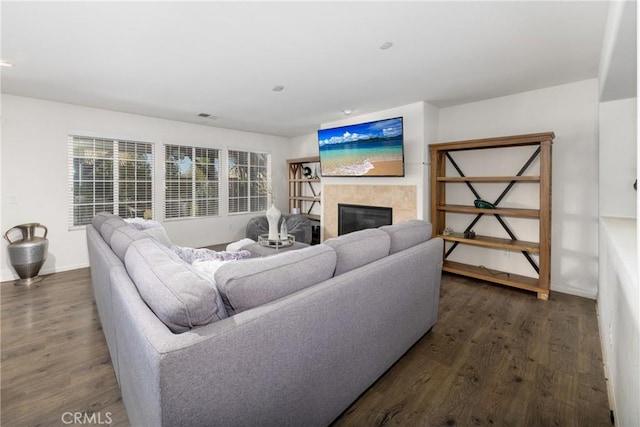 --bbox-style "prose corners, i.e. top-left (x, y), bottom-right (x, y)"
top-left (444, 147), bottom-right (541, 274)
top-left (305, 180), bottom-right (321, 216)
